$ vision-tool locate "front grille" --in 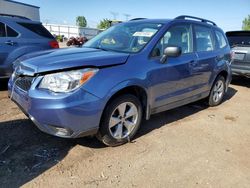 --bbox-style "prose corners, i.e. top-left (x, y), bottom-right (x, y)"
top-left (15, 76), bottom-right (34, 91)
